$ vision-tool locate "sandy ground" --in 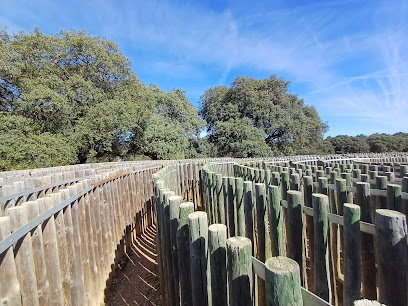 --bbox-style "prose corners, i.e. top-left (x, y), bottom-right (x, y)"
top-left (104, 225), bottom-right (161, 306)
